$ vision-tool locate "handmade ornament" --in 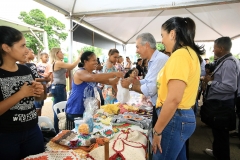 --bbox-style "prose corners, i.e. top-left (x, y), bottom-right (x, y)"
top-left (78, 123), bottom-right (89, 135)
